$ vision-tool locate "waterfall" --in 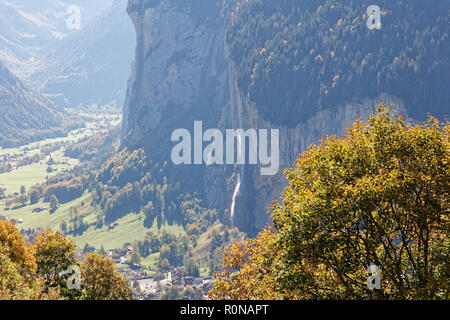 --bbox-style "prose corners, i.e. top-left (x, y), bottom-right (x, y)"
top-left (229, 77), bottom-right (245, 226)
top-left (227, 43), bottom-right (246, 227)
top-left (230, 174), bottom-right (241, 227)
